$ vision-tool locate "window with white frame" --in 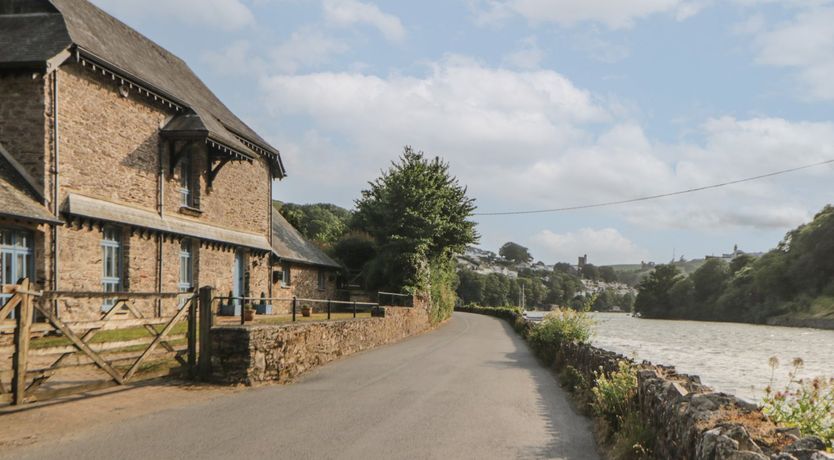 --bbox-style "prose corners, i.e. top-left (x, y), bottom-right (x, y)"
top-left (0, 229), bottom-right (34, 309)
top-left (179, 239), bottom-right (193, 292)
top-left (317, 269), bottom-right (326, 291)
top-left (101, 226), bottom-right (123, 311)
top-left (179, 154), bottom-right (196, 208)
top-left (281, 263), bottom-right (291, 288)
